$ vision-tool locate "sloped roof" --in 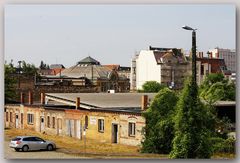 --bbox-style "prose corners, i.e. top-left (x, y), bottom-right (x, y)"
top-left (77, 56), bottom-right (100, 65)
top-left (60, 65), bottom-right (112, 79)
top-left (153, 49), bottom-right (187, 64)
